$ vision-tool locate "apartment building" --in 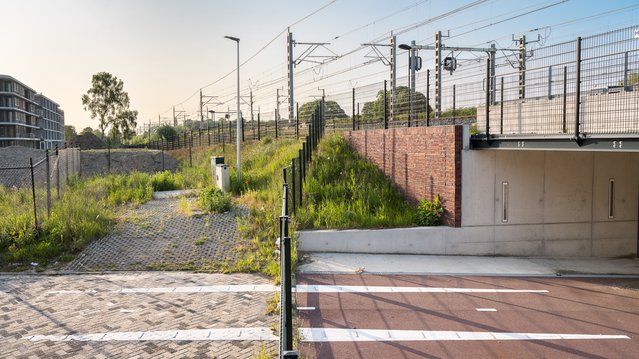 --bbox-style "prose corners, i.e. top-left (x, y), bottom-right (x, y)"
top-left (0, 75), bottom-right (64, 149)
